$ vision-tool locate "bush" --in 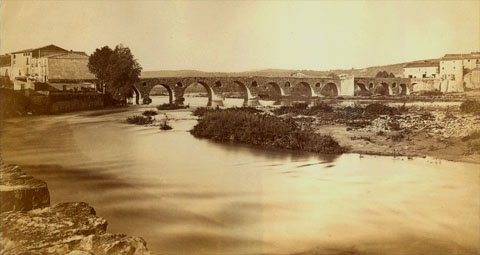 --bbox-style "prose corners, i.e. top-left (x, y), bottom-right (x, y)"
top-left (193, 106), bottom-right (261, 117)
top-left (462, 131), bottom-right (480, 142)
top-left (160, 122), bottom-right (173, 130)
top-left (126, 115), bottom-right (153, 125)
top-left (364, 103), bottom-right (399, 116)
top-left (156, 103), bottom-right (189, 110)
top-left (273, 102), bottom-right (332, 115)
top-left (460, 100), bottom-right (480, 115)
top-left (191, 109), bottom-right (345, 154)
top-left (142, 110), bottom-right (158, 117)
